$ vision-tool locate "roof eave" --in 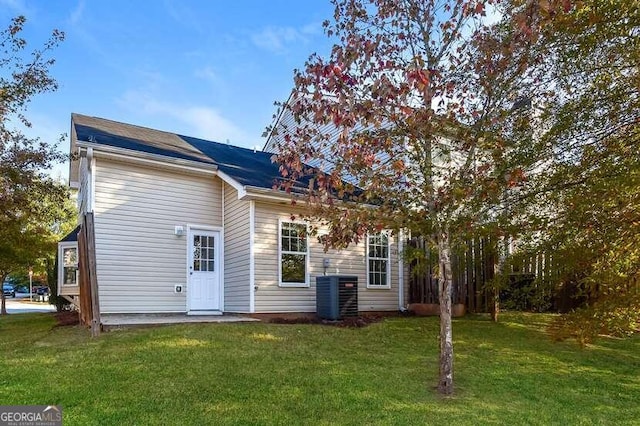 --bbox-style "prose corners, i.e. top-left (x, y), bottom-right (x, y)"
top-left (241, 185), bottom-right (376, 210)
top-left (241, 185), bottom-right (296, 203)
top-left (75, 140), bottom-right (219, 174)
